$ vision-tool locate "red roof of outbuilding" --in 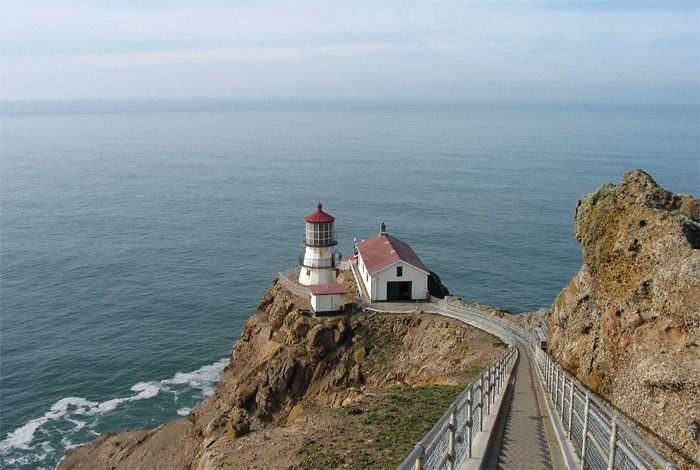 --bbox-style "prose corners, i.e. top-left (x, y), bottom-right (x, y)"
top-left (309, 283), bottom-right (347, 295)
top-left (356, 234), bottom-right (429, 275)
top-left (304, 203), bottom-right (335, 223)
